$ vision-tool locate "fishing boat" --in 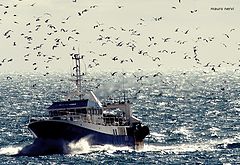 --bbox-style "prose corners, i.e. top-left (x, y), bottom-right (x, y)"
top-left (28, 53), bottom-right (150, 150)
